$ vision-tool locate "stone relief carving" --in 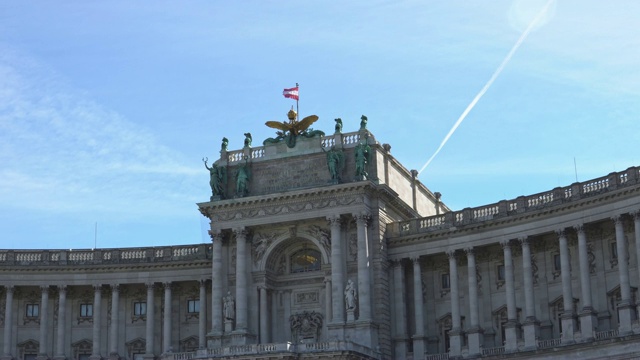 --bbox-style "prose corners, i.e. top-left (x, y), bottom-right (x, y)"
top-left (294, 291), bottom-right (319, 305)
top-left (587, 242), bottom-right (596, 274)
top-left (214, 194), bottom-right (363, 222)
top-left (290, 311), bottom-right (323, 343)
top-left (307, 225), bottom-right (331, 255)
top-left (531, 254), bottom-right (539, 285)
top-left (252, 231), bottom-right (283, 265)
top-left (348, 233), bottom-right (357, 261)
top-left (277, 255), bottom-right (287, 275)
